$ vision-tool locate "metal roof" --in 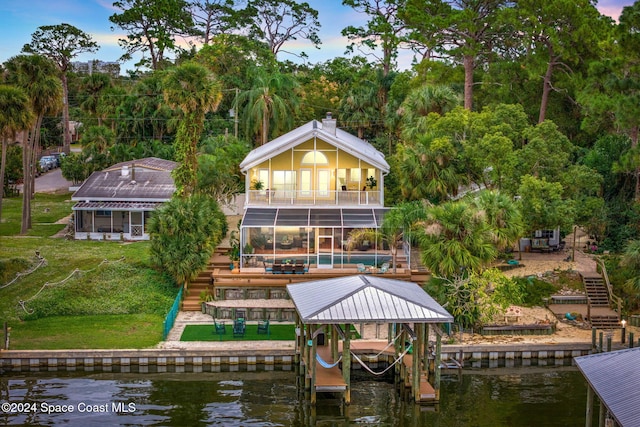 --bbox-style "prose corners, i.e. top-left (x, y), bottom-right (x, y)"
top-left (239, 119), bottom-right (389, 172)
top-left (287, 275), bottom-right (453, 324)
top-left (72, 201), bottom-right (163, 211)
top-left (72, 158), bottom-right (176, 202)
top-left (242, 207), bottom-right (389, 228)
top-left (574, 347), bottom-right (640, 427)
